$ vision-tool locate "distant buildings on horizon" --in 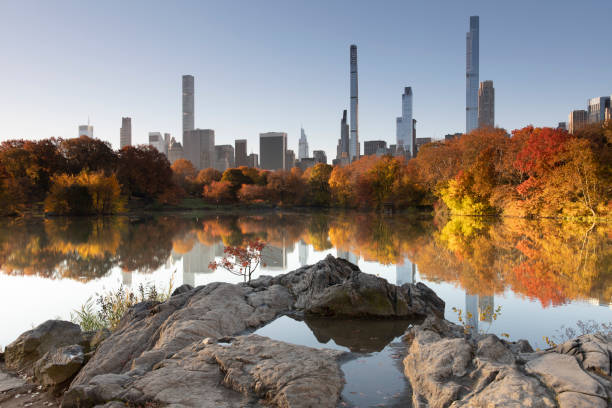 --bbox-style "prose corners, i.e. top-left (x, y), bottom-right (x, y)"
top-left (74, 15), bottom-right (609, 170)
